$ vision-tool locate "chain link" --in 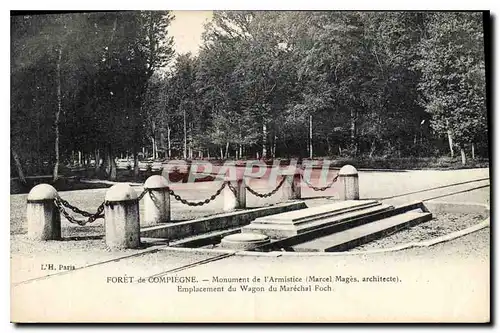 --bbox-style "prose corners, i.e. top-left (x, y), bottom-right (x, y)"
top-left (54, 196), bottom-right (105, 226)
top-left (147, 189), bottom-right (163, 209)
top-left (57, 196), bottom-right (100, 218)
top-left (246, 176), bottom-right (287, 198)
top-left (227, 181), bottom-right (237, 196)
top-left (301, 174), bottom-right (339, 191)
top-left (137, 188), bottom-right (149, 201)
top-left (167, 181), bottom-right (227, 207)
